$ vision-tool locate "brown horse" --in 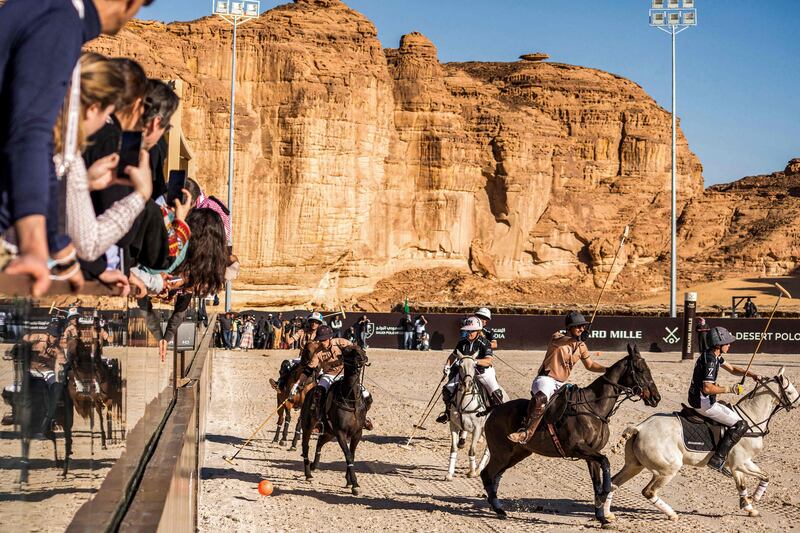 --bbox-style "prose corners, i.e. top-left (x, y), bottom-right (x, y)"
top-left (67, 338), bottom-right (123, 450)
top-left (301, 345), bottom-right (371, 495)
top-left (480, 344), bottom-right (661, 525)
top-left (270, 360), bottom-right (316, 450)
